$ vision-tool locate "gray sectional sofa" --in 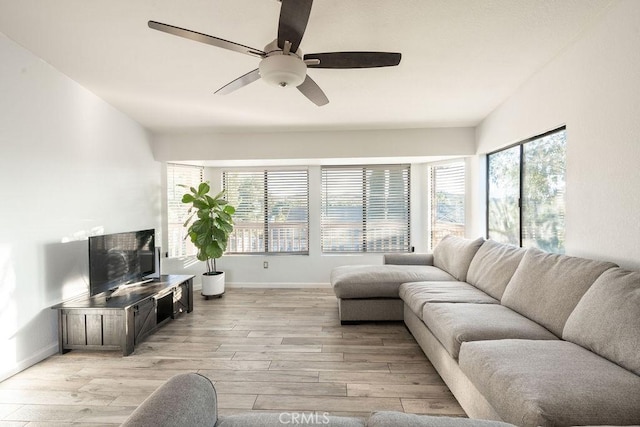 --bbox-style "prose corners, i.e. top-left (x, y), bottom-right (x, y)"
top-left (121, 372), bottom-right (514, 427)
top-left (330, 235), bottom-right (640, 426)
